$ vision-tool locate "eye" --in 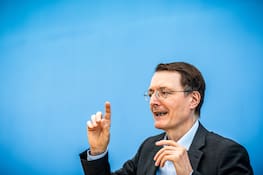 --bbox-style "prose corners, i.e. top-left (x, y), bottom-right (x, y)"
top-left (147, 90), bottom-right (154, 97)
top-left (159, 89), bottom-right (172, 98)
top-left (159, 90), bottom-right (168, 97)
